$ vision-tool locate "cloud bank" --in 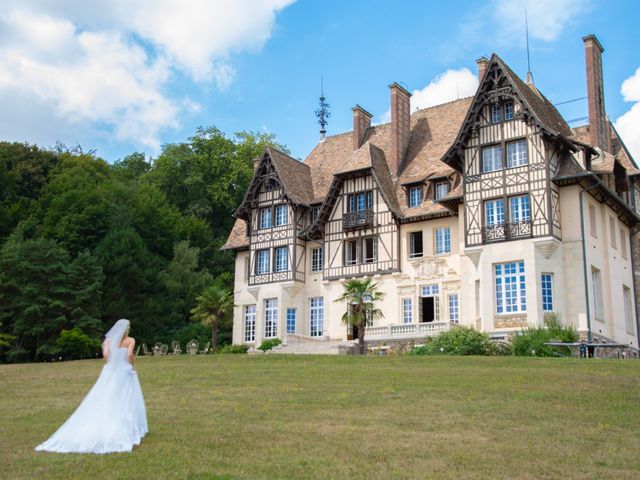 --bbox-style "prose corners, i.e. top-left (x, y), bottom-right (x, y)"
top-left (615, 67), bottom-right (640, 162)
